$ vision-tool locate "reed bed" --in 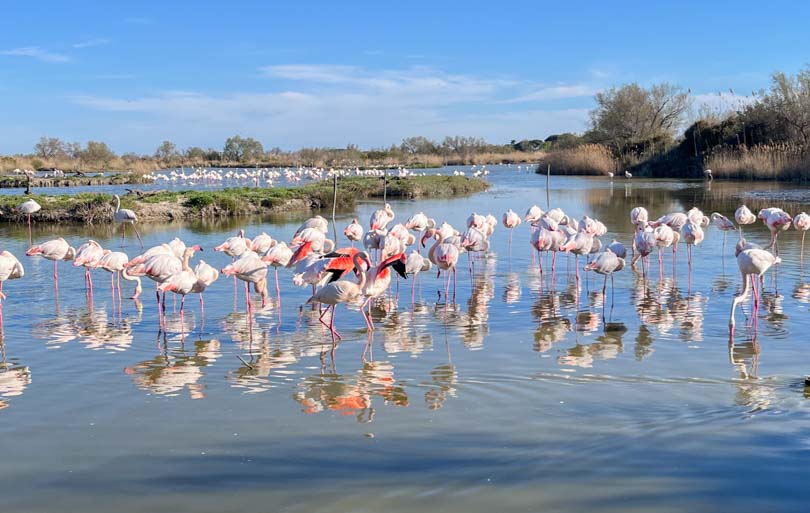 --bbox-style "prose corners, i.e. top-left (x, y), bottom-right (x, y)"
top-left (705, 143), bottom-right (810, 180)
top-left (537, 144), bottom-right (617, 176)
